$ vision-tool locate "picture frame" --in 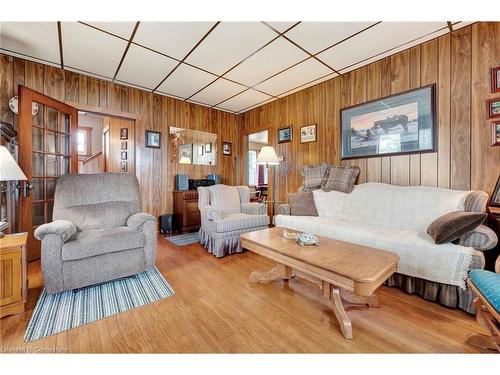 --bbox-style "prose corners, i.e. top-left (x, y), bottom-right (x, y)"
top-left (492, 120), bottom-right (500, 146)
top-left (340, 84), bottom-right (436, 160)
top-left (121, 141), bottom-right (127, 150)
top-left (222, 141), bottom-right (232, 156)
top-left (178, 143), bottom-right (193, 164)
top-left (120, 128), bottom-right (128, 140)
top-left (197, 144), bottom-right (204, 156)
top-left (492, 66), bottom-right (500, 93)
top-left (145, 130), bottom-right (161, 148)
top-left (278, 125), bottom-right (293, 143)
top-left (490, 174), bottom-right (500, 207)
top-left (120, 161), bottom-right (127, 172)
top-left (205, 142), bottom-right (212, 153)
top-left (121, 151), bottom-right (127, 160)
top-left (487, 97), bottom-right (500, 119)
top-left (300, 124), bottom-right (317, 143)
